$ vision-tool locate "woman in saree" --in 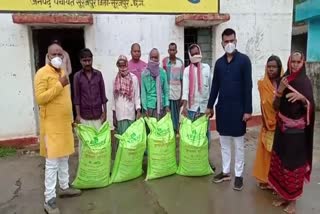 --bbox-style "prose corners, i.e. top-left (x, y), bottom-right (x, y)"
top-left (268, 51), bottom-right (315, 214)
top-left (253, 55), bottom-right (283, 189)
